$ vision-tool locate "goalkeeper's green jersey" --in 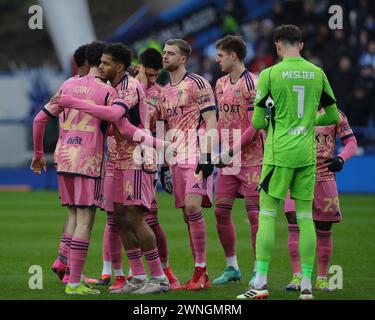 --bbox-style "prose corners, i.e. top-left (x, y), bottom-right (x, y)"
top-left (254, 57), bottom-right (337, 168)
